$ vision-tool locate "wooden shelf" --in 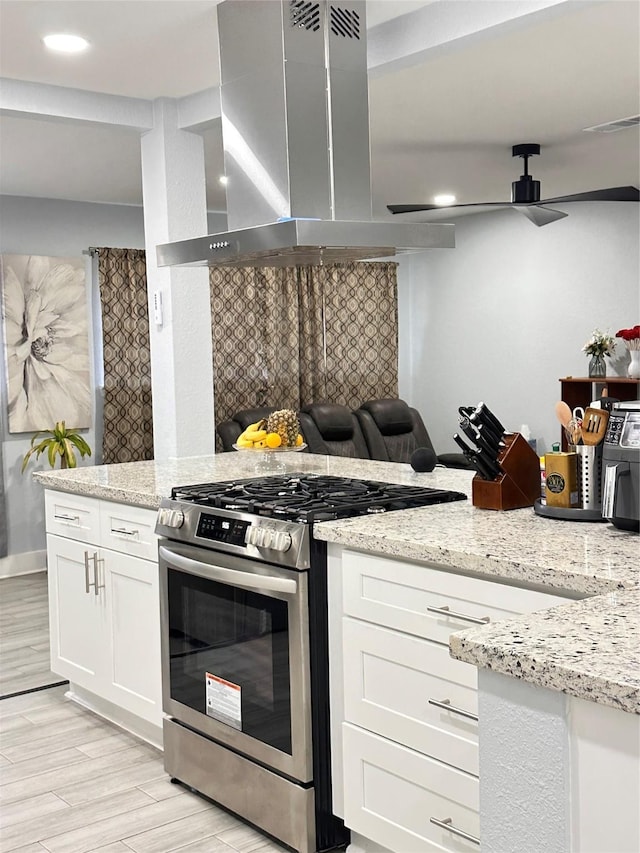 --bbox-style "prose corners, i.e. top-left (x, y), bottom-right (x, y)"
top-left (559, 377), bottom-right (640, 450)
